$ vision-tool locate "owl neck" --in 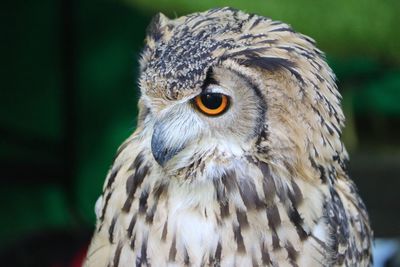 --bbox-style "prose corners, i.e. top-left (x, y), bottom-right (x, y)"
top-left (150, 152), bottom-right (328, 237)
